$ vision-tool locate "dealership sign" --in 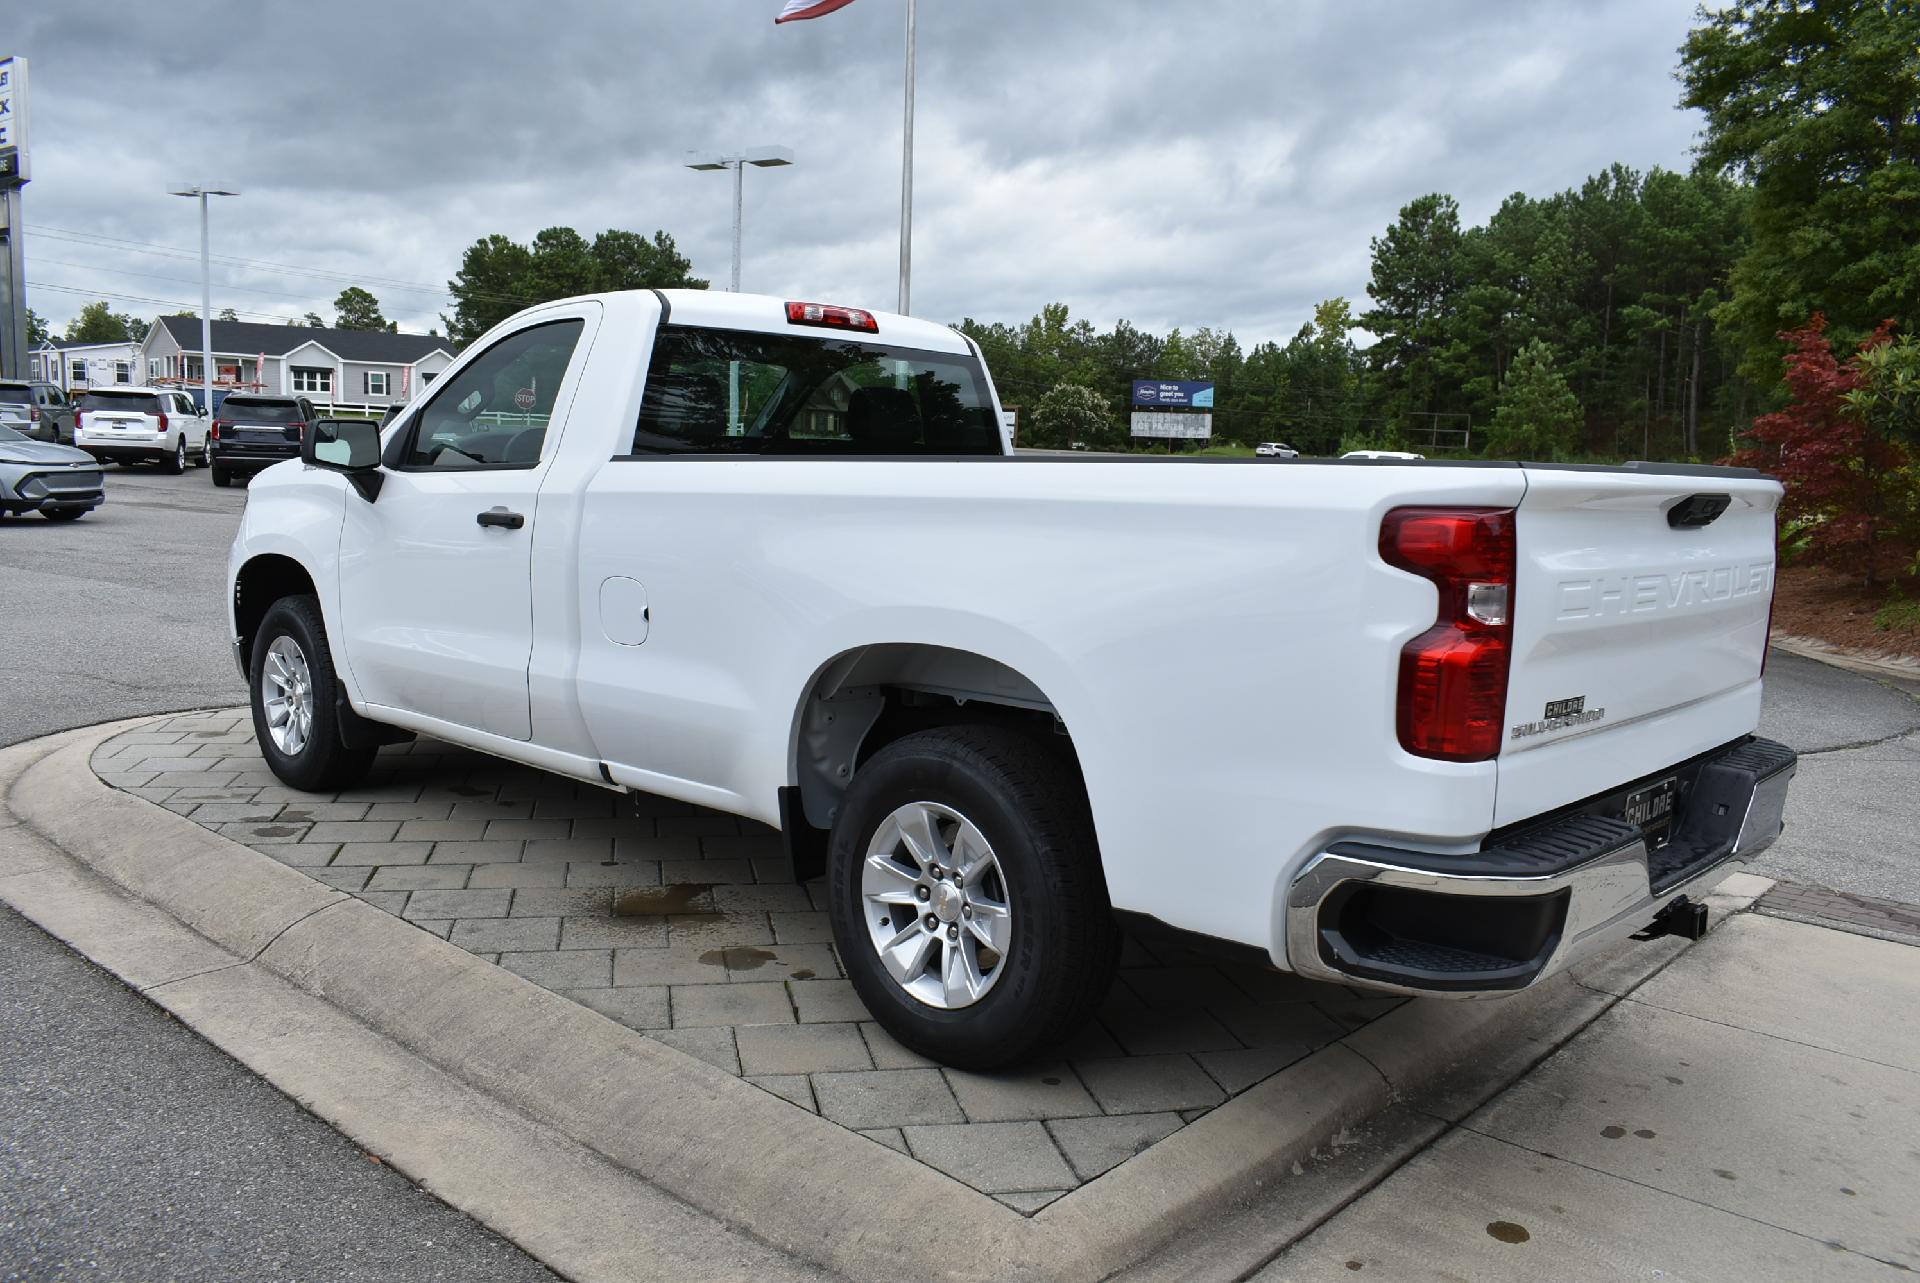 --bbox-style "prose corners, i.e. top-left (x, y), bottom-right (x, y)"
top-left (1131, 379), bottom-right (1213, 409)
top-left (0, 56), bottom-right (27, 164)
